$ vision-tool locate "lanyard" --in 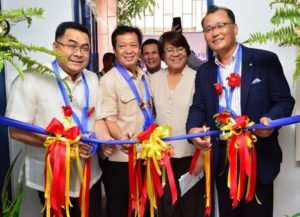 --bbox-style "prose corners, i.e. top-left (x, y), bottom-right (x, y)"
top-left (51, 60), bottom-right (90, 133)
top-left (115, 63), bottom-right (154, 130)
top-left (217, 44), bottom-right (242, 118)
